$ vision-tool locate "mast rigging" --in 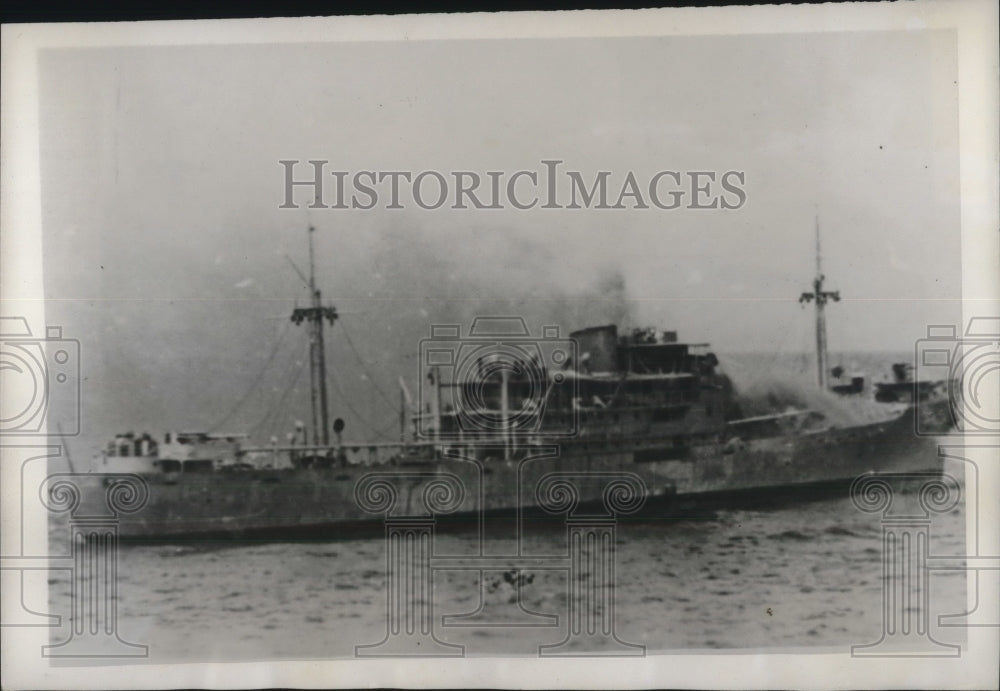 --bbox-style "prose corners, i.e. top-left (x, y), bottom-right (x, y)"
top-left (798, 216), bottom-right (840, 389)
top-left (290, 225), bottom-right (337, 446)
